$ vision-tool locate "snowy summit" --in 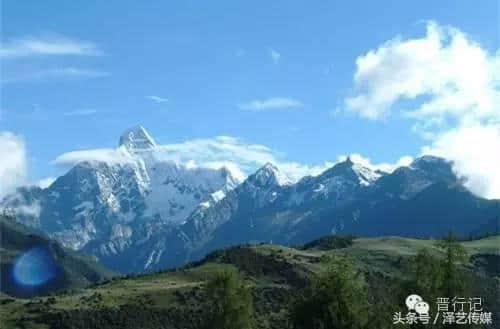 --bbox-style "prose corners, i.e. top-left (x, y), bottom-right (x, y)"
top-left (119, 125), bottom-right (157, 151)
